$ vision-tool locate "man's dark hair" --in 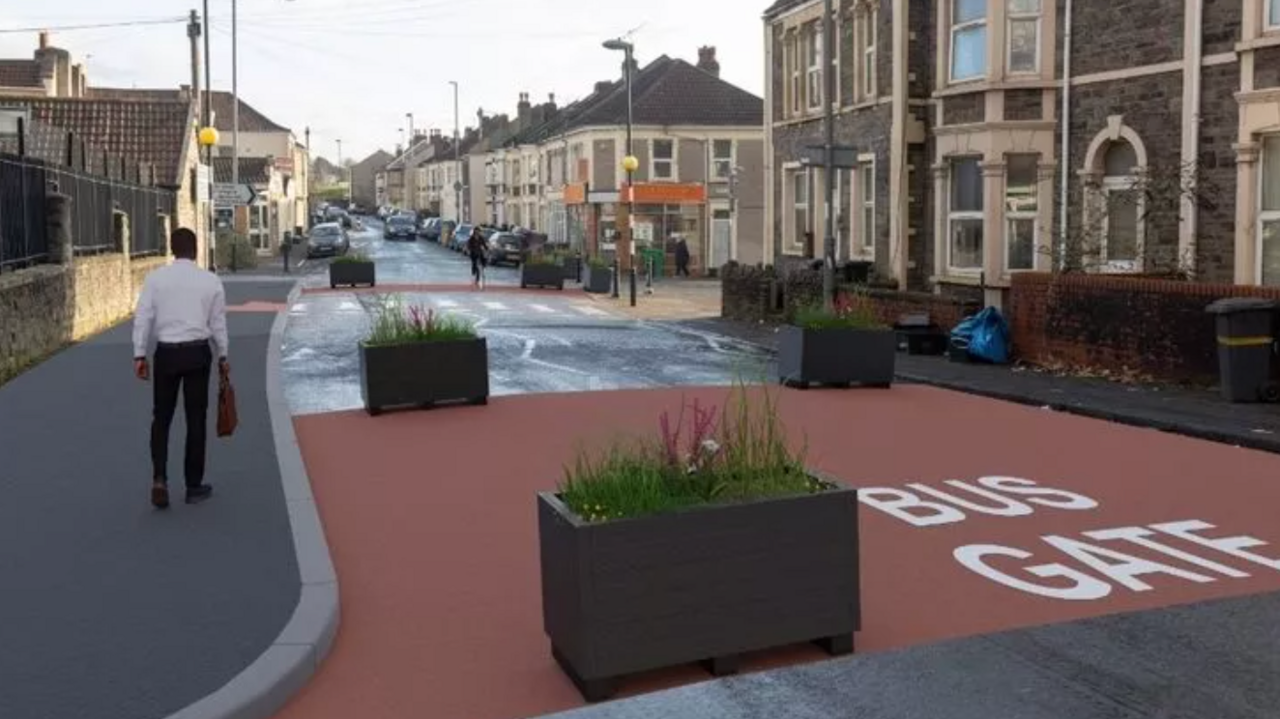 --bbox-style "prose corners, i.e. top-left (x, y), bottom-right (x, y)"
top-left (171, 228), bottom-right (198, 259)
